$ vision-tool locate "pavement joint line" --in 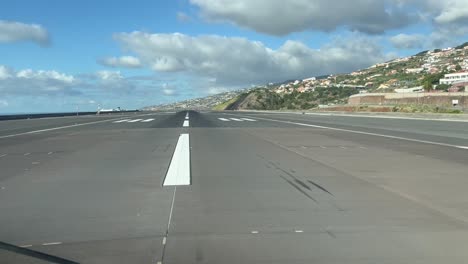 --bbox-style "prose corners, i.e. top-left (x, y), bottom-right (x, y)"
top-left (0, 115), bottom-right (150, 139)
top-left (42, 242), bottom-right (62, 246)
top-left (238, 115), bottom-right (468, 150)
